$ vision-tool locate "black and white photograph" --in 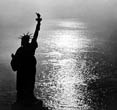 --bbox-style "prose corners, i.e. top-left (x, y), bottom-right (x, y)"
top-left (0, 0), bottom-right (117, 110)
